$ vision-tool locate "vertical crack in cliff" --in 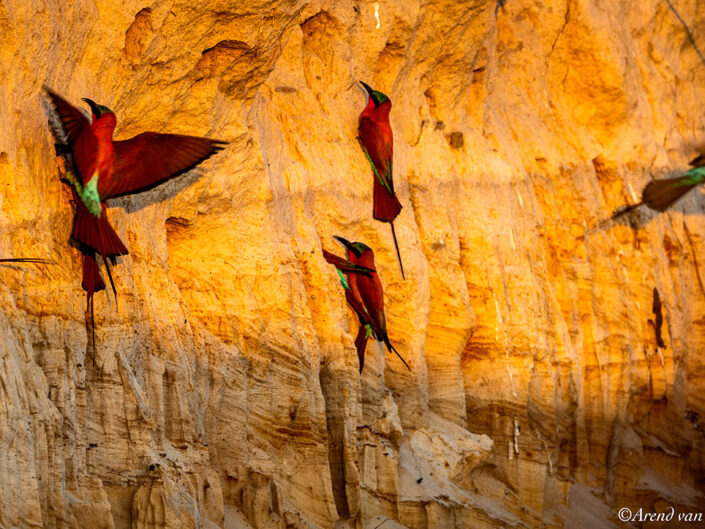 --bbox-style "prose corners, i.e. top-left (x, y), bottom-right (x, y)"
top-left (681, 218), bottom-right (705, 300)
top-left (318, 364), bottom-right (353, 523)
top-left (548, 0), bottom-right (571, 58)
